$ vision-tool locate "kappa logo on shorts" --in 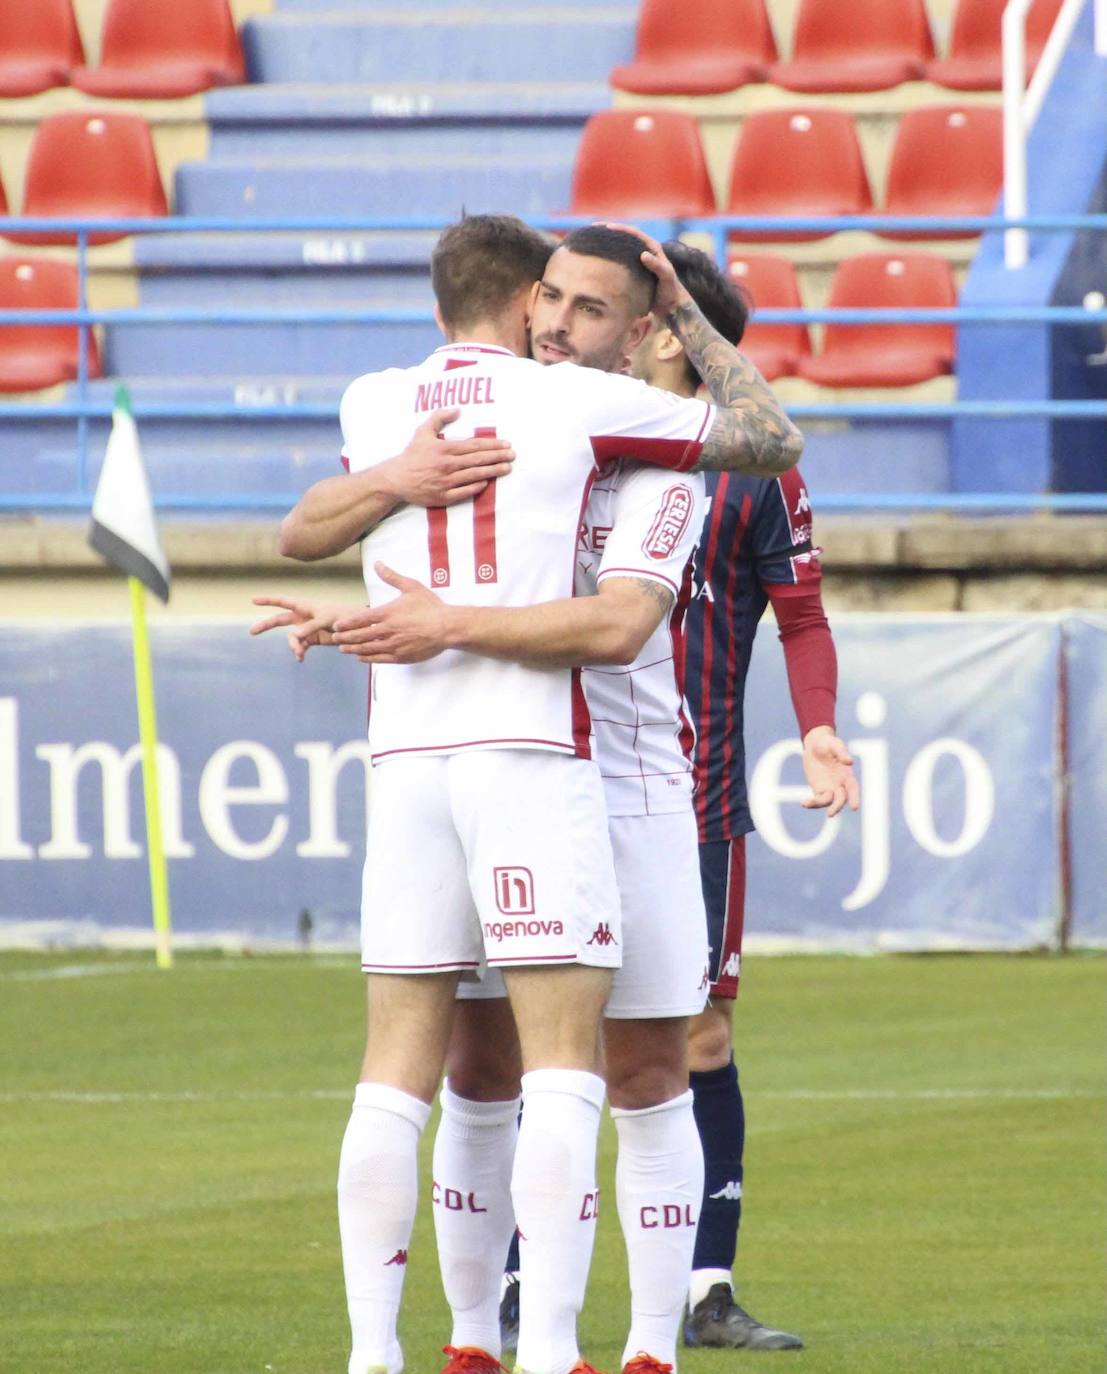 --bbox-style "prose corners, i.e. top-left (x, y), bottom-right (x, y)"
top-left (721, 952), bottom-right (741, 978)
top-left (586, 921), bottom-right (618, 947)
top-left (494, 866), bottom-right (535, 915)
top-left (384, 1249), bottom-right (408, 1266)
top-left (642, 484), bottom-right (694, 561)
